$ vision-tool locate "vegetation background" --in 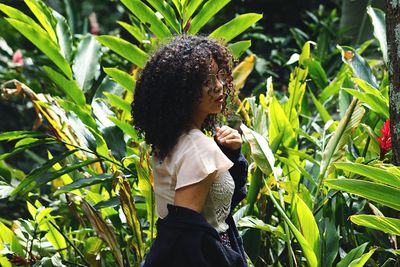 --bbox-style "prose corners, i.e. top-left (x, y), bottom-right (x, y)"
top-left (0, 0), bottom-right (399, 266)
